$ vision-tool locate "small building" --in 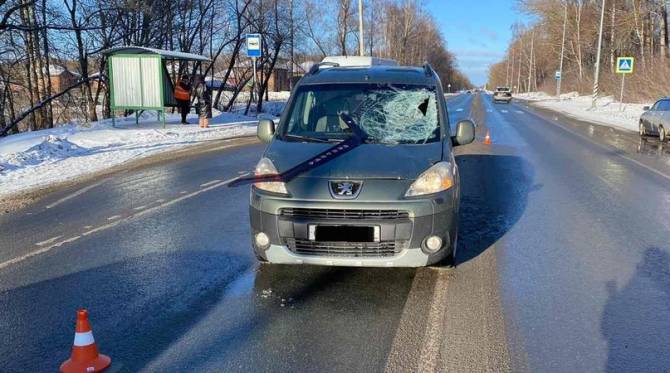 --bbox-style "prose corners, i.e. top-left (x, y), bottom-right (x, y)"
top-left (44, 65), bottom-right (80, 93)
top-left (215, 58), bottom-right (292, 93)
top-left (101, 46), bottom-right (210, 126)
